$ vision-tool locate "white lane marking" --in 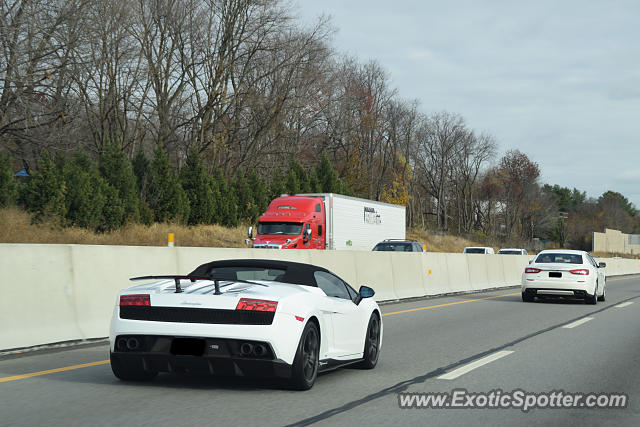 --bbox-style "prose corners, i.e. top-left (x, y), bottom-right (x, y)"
top-left (615, 302), bottom-right (634, 308)
top-left (563, 317), bottom-right (594, 329)
top-left (438, 351), bottom-right (514, 380)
